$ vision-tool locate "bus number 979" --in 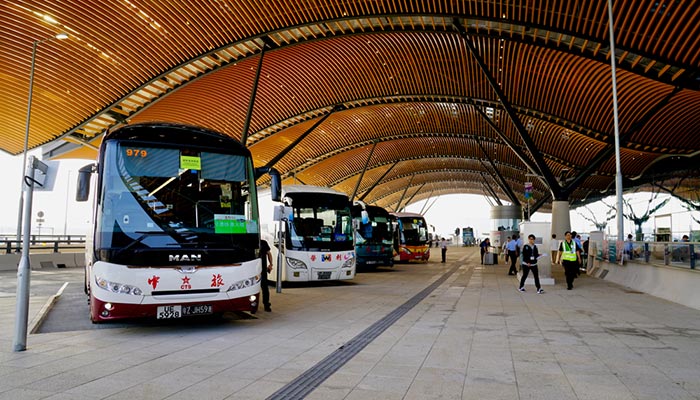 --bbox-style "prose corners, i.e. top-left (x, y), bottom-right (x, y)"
top-left (125, 148), bottom-right (147, 157)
